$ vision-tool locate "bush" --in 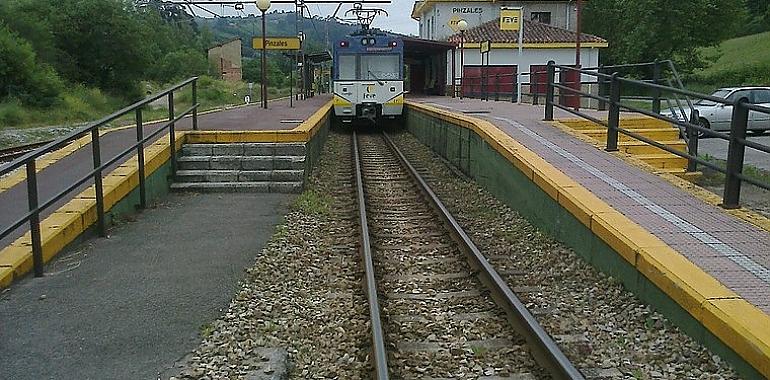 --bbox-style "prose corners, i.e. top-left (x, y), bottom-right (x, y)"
top-left (0, 100), bottom-right (28, 127)
top-left (0, 25), bottom-right (62, 107)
